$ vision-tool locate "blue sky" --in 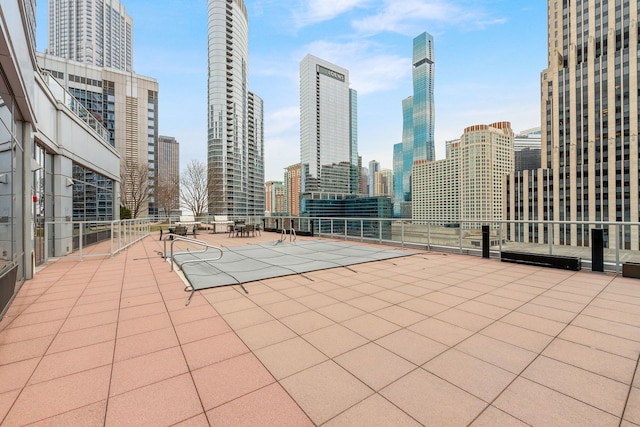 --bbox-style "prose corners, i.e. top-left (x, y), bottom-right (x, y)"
top-left (36, 0), bottom-right (547, 182)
